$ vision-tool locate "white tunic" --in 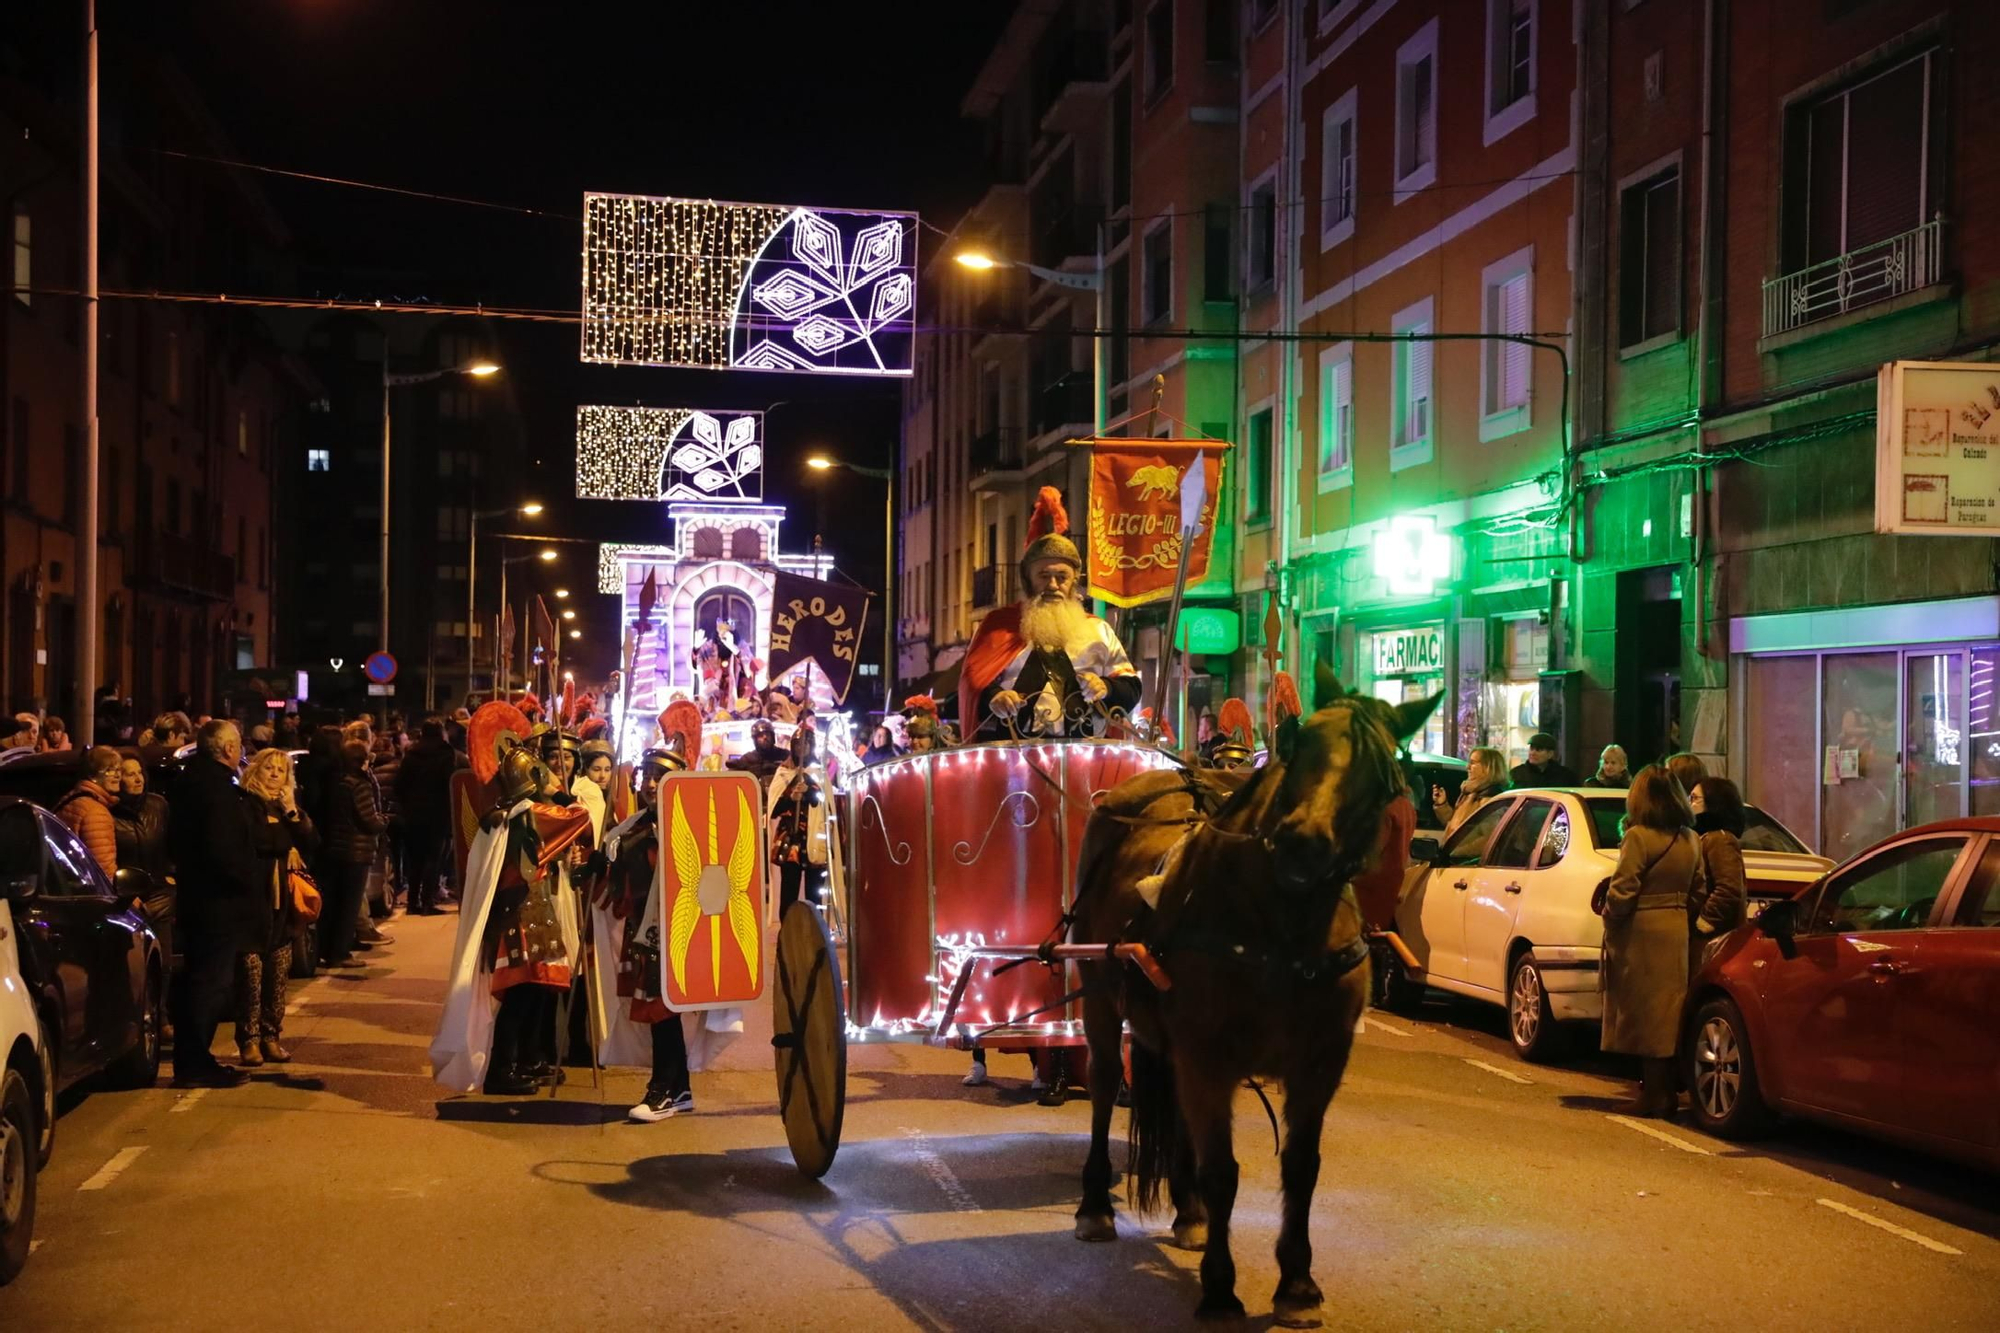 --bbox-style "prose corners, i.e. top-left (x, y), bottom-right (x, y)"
top-left (993, 616), bottom-right (1139, 736)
